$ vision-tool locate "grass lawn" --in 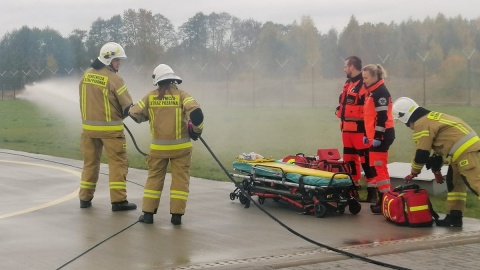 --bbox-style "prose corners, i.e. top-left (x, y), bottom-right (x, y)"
top-left (1, 98), bottom-right (479, 218)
